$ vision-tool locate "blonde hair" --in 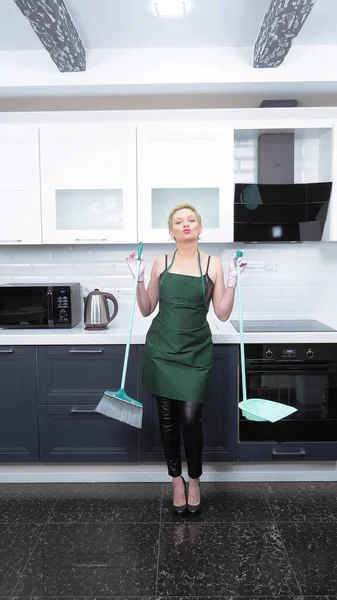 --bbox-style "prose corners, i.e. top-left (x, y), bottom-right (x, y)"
top-left (167, 203), bottom-right (202, 231)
